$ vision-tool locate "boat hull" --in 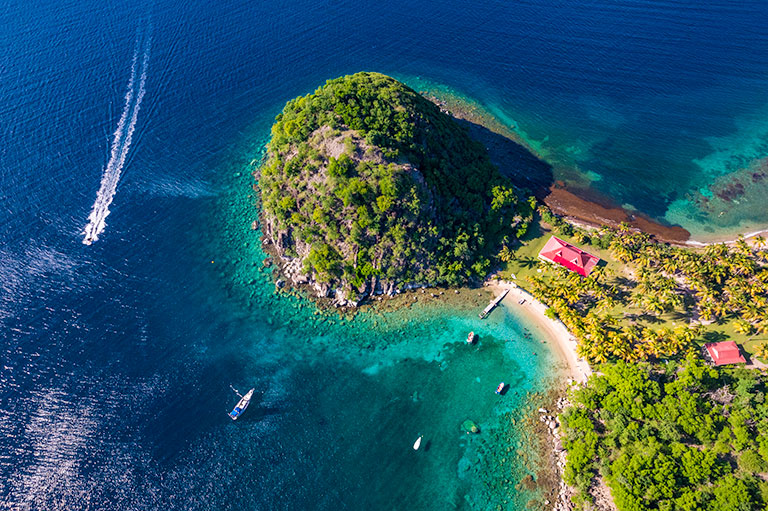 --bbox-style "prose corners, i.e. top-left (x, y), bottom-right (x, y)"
top-left (229, 388), bottom-right (255, 420)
